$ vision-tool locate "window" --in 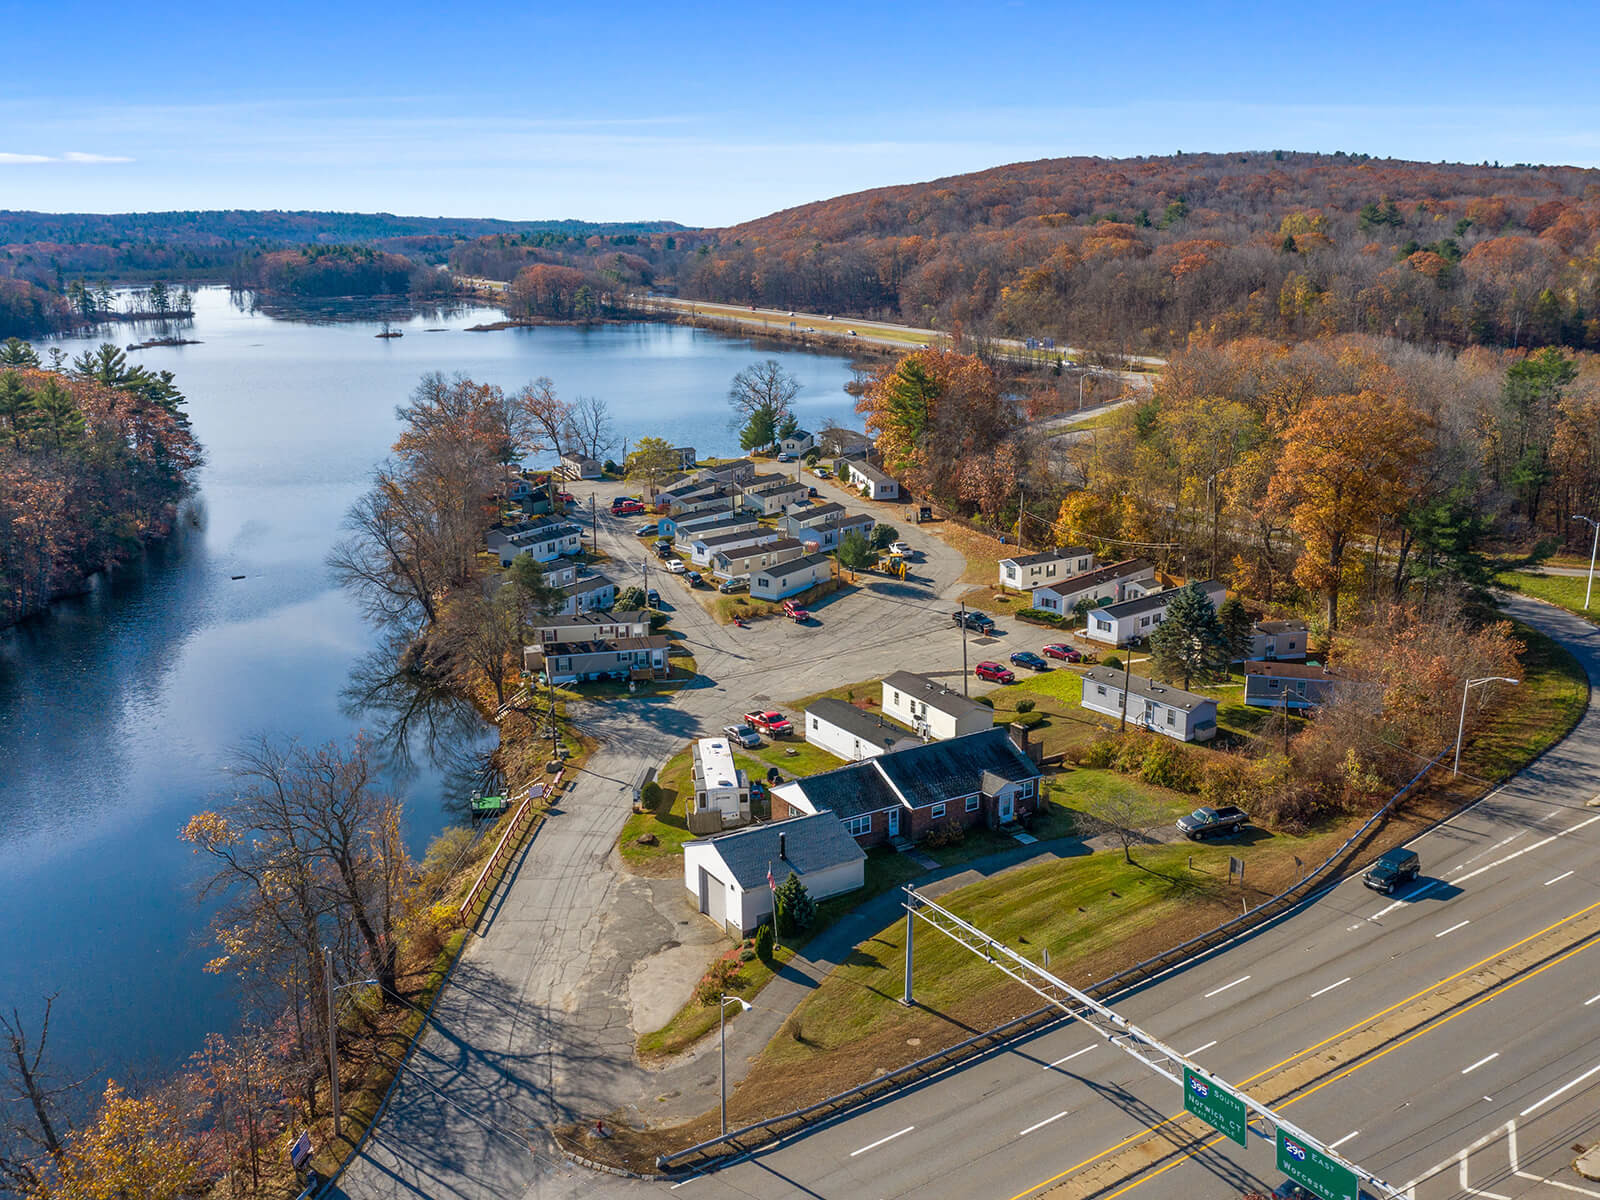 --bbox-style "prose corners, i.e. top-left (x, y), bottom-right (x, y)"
top-left (892, 690), bottom-right (901, 705)
top-left (1166, 709), bottom-right (1176, 726)
top-left (845, 814), bottom-right (873, 837)
top-left (1096, 684), bottom-right (1107, 697)
top-left (931, 803), bottom-right (947, 819)
top-left (1019, 780), bottom-right (1034, 798)
top-left (1046, 563), bottom-right (1056, 577)
top-left (1269, 678), bottom-right (1280, 689)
